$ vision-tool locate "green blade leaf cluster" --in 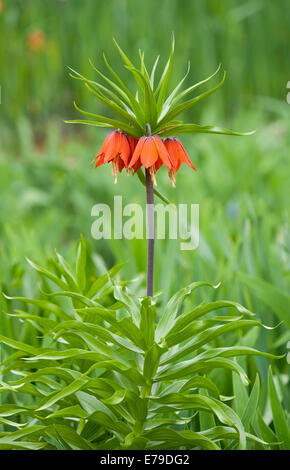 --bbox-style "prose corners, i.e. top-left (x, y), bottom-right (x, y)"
top-left (67, 37), bottom-right (254, 139)
top-left (0, 238), bottom-right (282, 450)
